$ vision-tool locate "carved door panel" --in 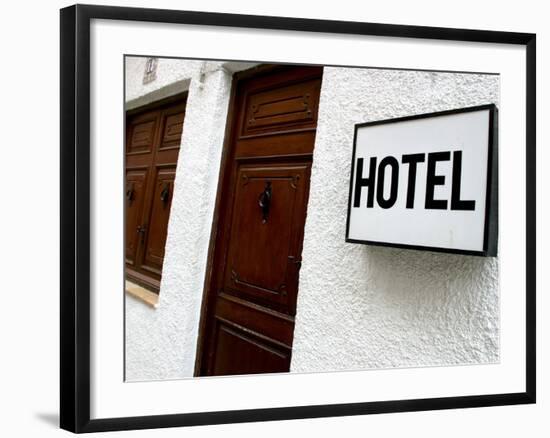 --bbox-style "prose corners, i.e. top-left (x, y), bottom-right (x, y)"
top-left (125, 98), bottom-right (186, 292)
top-left (224, 163), bottom-right (310, 313)
top-left (139, 167), bottom-right (176, 276)
top-left (125, 169), bottom-right (148, 266)
top-left (198, 66), bottom-right (322, 376)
